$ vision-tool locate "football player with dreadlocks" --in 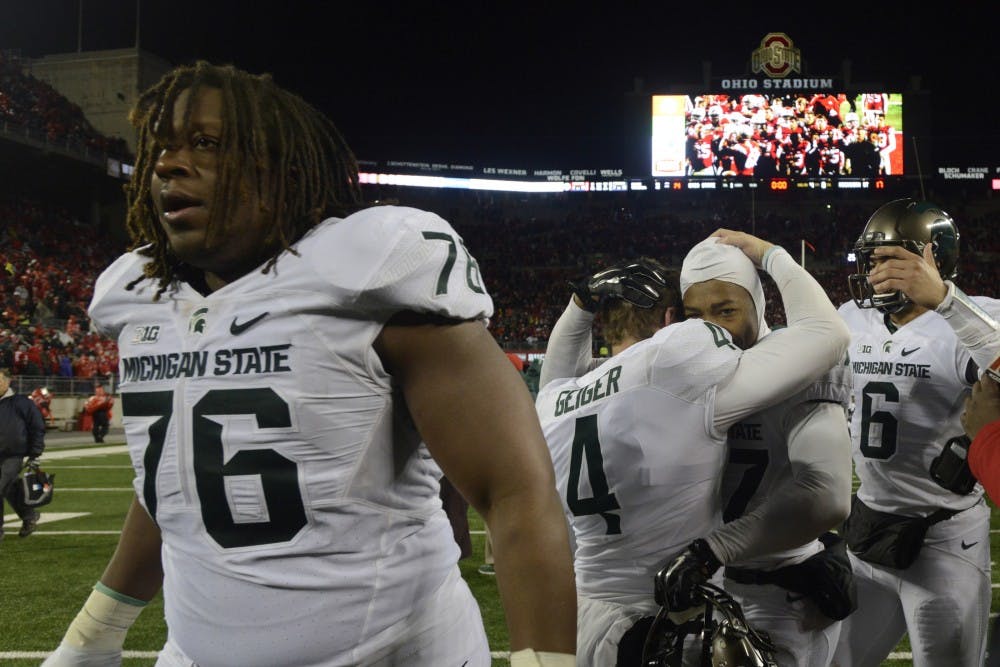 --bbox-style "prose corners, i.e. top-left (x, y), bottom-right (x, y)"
top-left (832, 199), bottom-right (1000, 667)
top-left (535, 232), bottom-right (850, 665)
top-left (43, 61), bottom-right (575, 667)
